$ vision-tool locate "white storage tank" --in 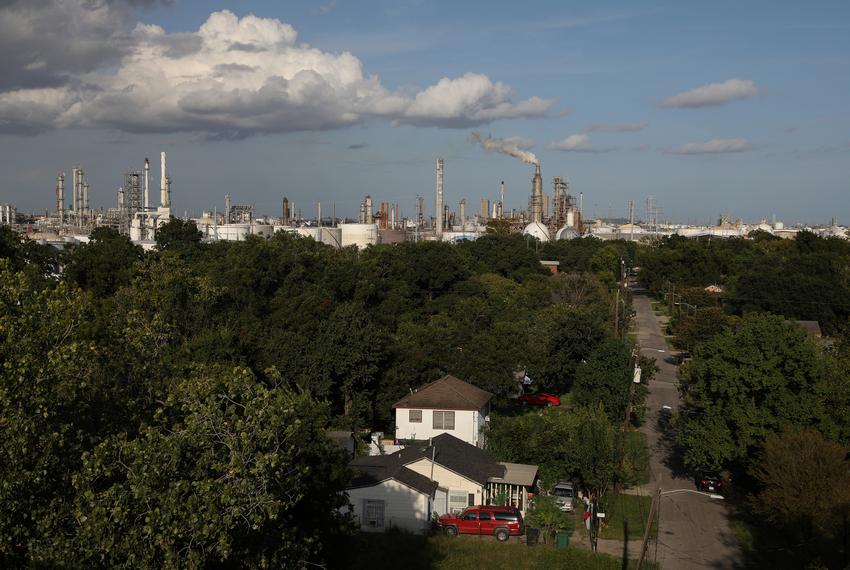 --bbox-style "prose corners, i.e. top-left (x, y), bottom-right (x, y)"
top-left (251, 223), bottom-right (274, 238)
top-left (523, 222), bottom-right (550, 242)
top-left (296, 227), bottom-right (322, 241)
top-left (340, 223), bottom-right (378, 249)
top-left (319, 227), bottom-right (342, 248)
top-left (216, 223), bottom-right (251, 241)
top-left (555, 226), bottom-right (580, 240)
